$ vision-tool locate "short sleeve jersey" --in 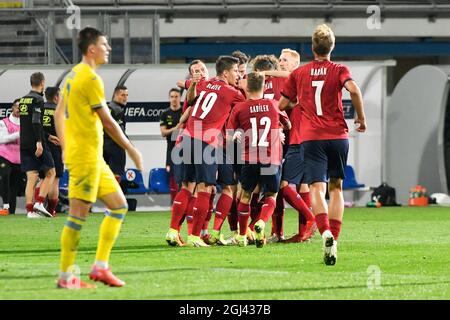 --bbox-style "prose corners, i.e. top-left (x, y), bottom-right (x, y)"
top-left (282, 60), bottom-right (352, 142)
top-left (263, 76), bottom-right (286, 101)
top-left (61, 63), bottom-right (106, 165)
top-left (184, 78), bottom-right (245, 147)
top-left (227, 98), bottom-right (283, 165)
